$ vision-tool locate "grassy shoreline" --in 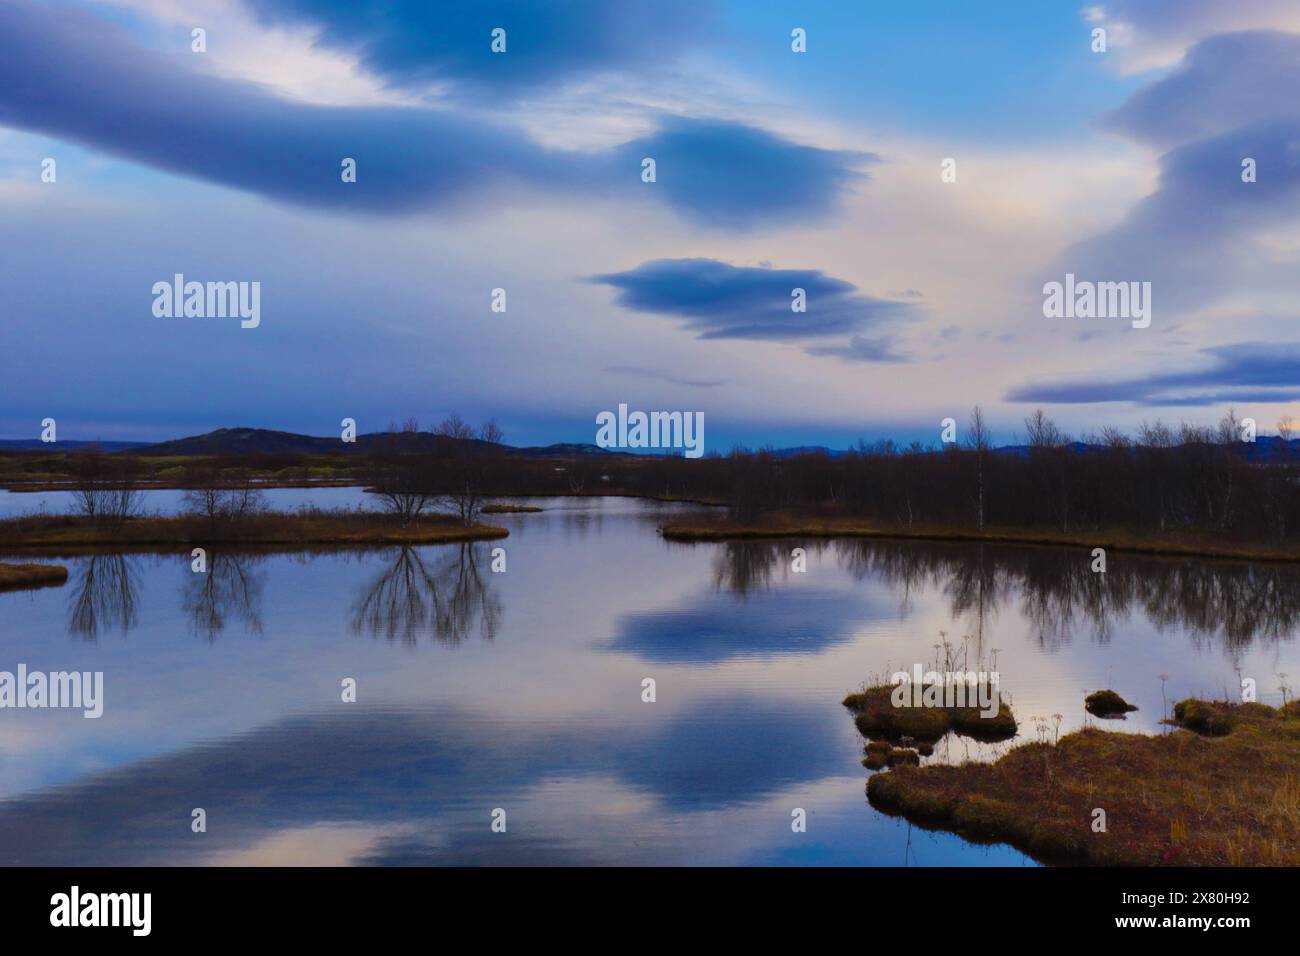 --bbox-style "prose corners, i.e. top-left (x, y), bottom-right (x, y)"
top-left (661, 514), bottom-right (1300, 563)
top-left (0, 512), bottom-right (507, 554)
top-left (866, 698), bottom-right (1300, 866)
top-left (0, 562), bottom-right (69, 590)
